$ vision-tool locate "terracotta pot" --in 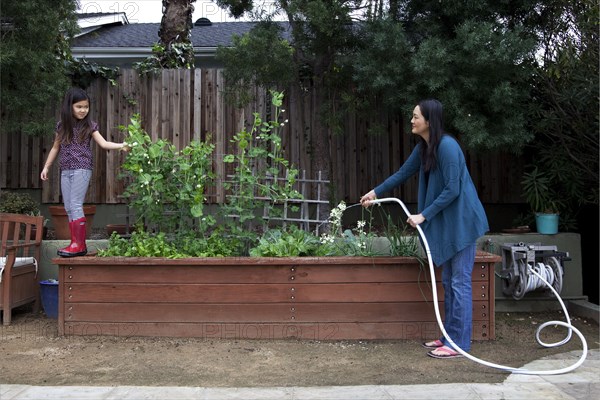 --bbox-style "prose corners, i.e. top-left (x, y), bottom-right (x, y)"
top-left (48, 205), bottom-right (96, 239)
